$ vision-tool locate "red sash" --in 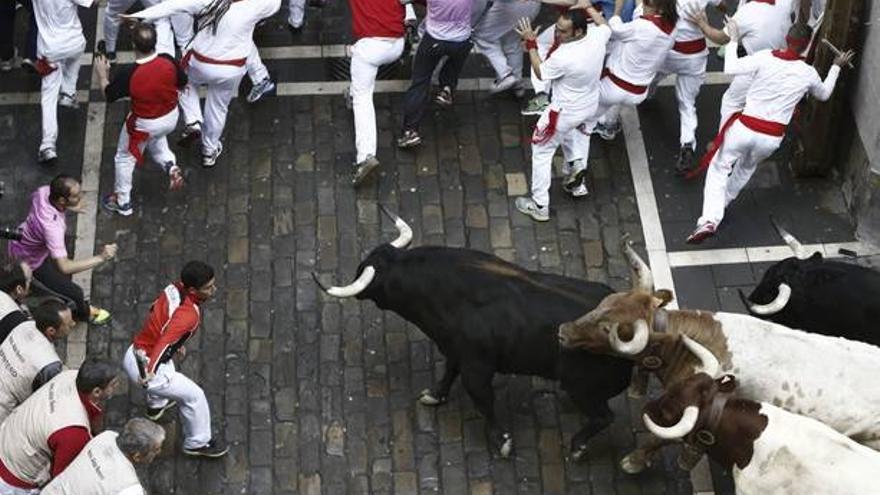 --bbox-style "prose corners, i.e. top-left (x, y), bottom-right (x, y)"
top-left (532, 109), bottom-right (560, 145)
top-left (35, 57), bottom-right (57, 77)
top-left (601, 68), bottom-right (648, 95)
top-left (687, 113), bottom-right (786, 179)
top-left (181, 50), bottom-right (247, 71)
top-left (673, 38), bottom-right (707, 54)
top-left (641, 14), bottom-right (675, 35)
top-left (125, 113), bottom-right (151, 167)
